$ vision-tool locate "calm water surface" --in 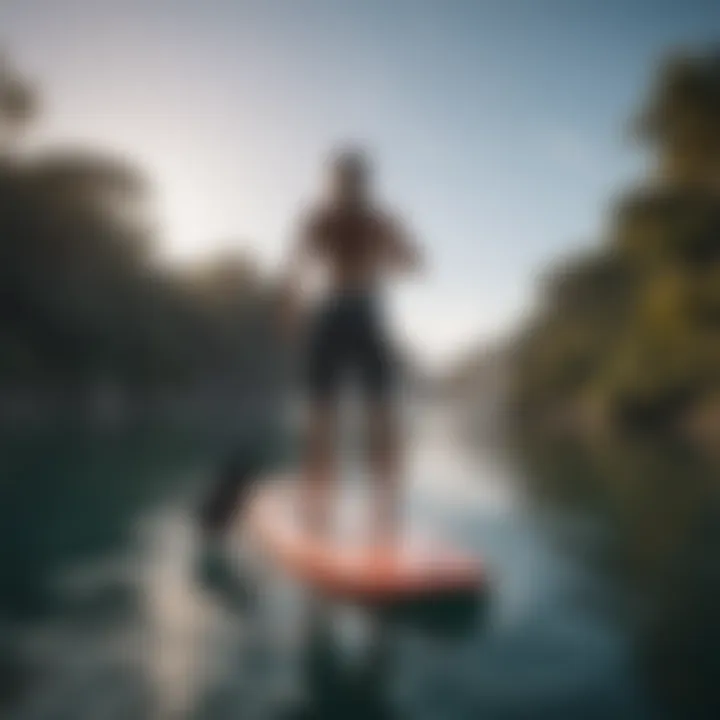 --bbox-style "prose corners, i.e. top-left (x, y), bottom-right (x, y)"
top-left (1, 410), bottom-right (706, 719)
